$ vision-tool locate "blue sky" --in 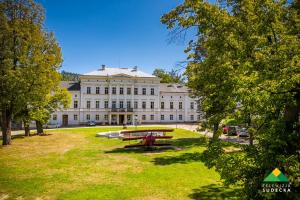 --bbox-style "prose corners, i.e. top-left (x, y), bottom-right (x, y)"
top-left (38, 0), bottom-right (189, 75)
